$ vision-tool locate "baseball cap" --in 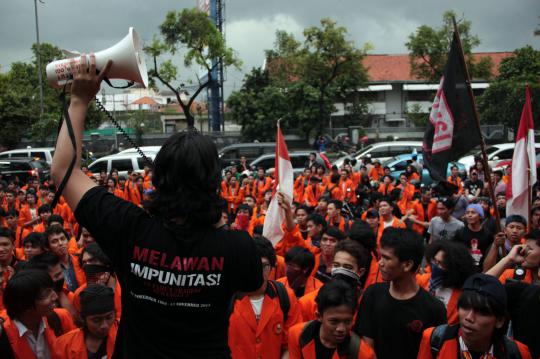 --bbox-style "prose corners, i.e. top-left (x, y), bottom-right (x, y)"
top-left (462, 273), bottom-right (507, 308)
